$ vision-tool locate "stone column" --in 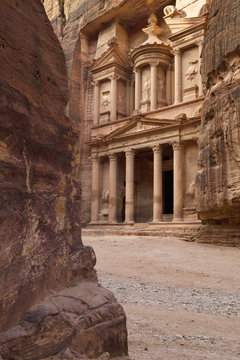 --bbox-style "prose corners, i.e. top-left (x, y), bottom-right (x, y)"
top-left (93, 80), bottom-right (100, 125)
top-left (109, 153), bottom-right (118, 223)
top-left (173, 142), bottom-right (184, 221)
top-left (110, 74), bottom-right (118, 122)
top-left (150, 60), bottom-right (159, 110)
top-left (125, 149), bottom-right (135, 223)
top-left (91, 154), bottom-right (100, 222)
top-left (134, 68), bottom-right (141, 111)
top-left (196, 40), bottom-right (204, 97)
top-left (173, 48), bottom-right (182, 104)
top-left (153, 145), bottom-right (163, 222)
